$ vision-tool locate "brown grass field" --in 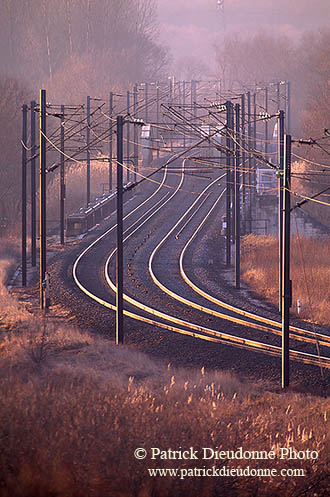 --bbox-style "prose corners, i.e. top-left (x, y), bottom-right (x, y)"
top-left (241, 234), bottom-right (330, 326)
top-left (0, 259), bottom-right (329, 497)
